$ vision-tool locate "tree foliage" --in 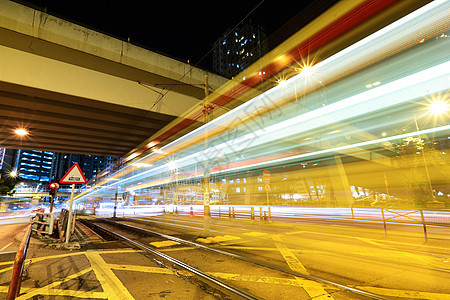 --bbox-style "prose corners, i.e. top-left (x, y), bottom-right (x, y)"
top-left (0, 170), bottom-right (22, 195)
